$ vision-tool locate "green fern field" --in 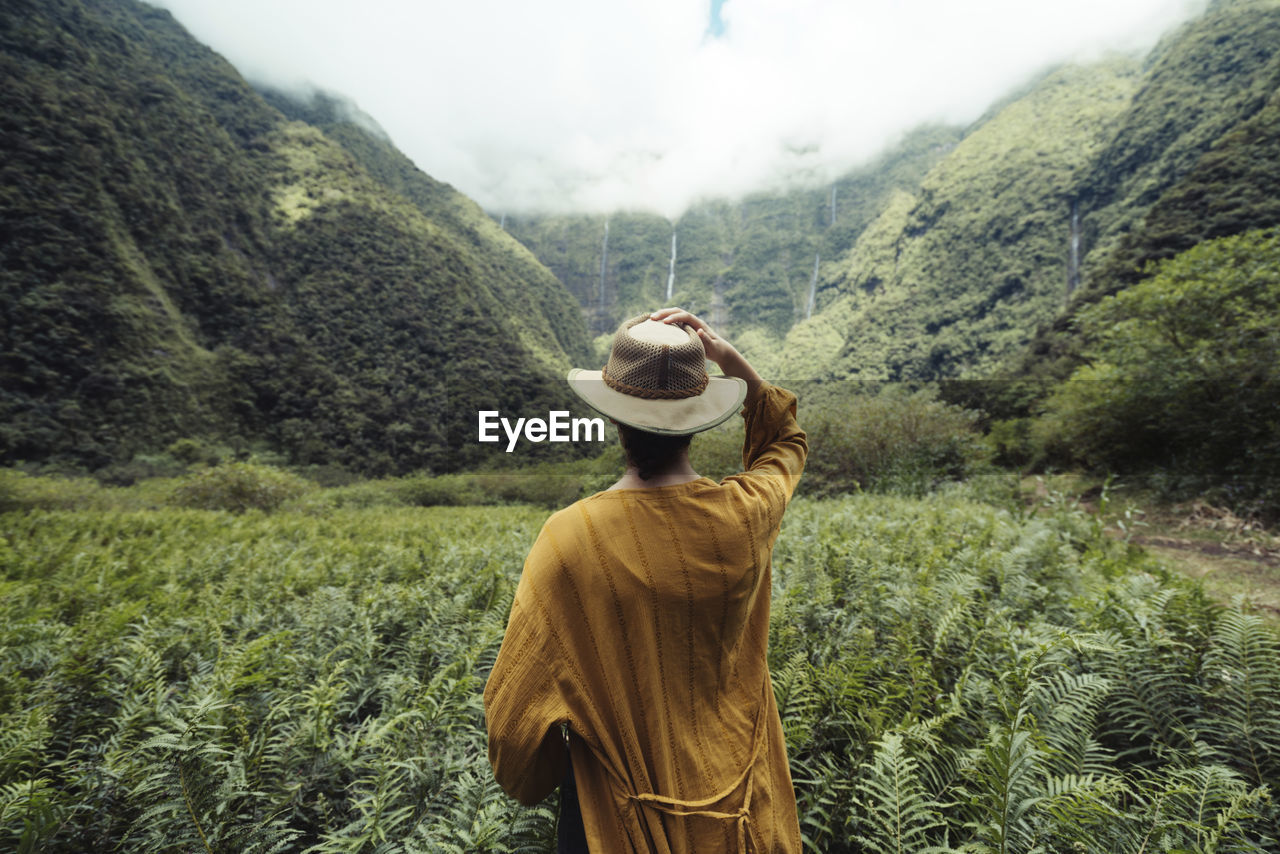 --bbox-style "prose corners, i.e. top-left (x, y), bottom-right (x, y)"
top-left (2, 489), bottom-right (1277, 852)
